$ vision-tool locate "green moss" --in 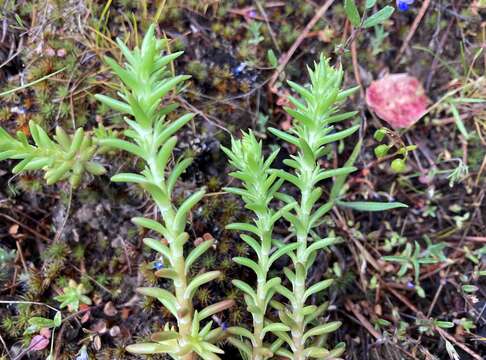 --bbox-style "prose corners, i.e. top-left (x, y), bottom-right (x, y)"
top-left (196, 287), bottom-right (212, 306)
top-left (42, 242), bottom-right (70, 262)
top-left (187, 60), bottom-right (209, 82)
